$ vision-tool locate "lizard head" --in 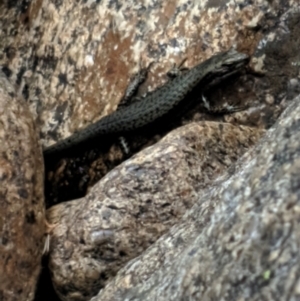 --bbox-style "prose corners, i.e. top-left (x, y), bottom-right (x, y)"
top-left (212, 48), bottom-right (249, 74)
